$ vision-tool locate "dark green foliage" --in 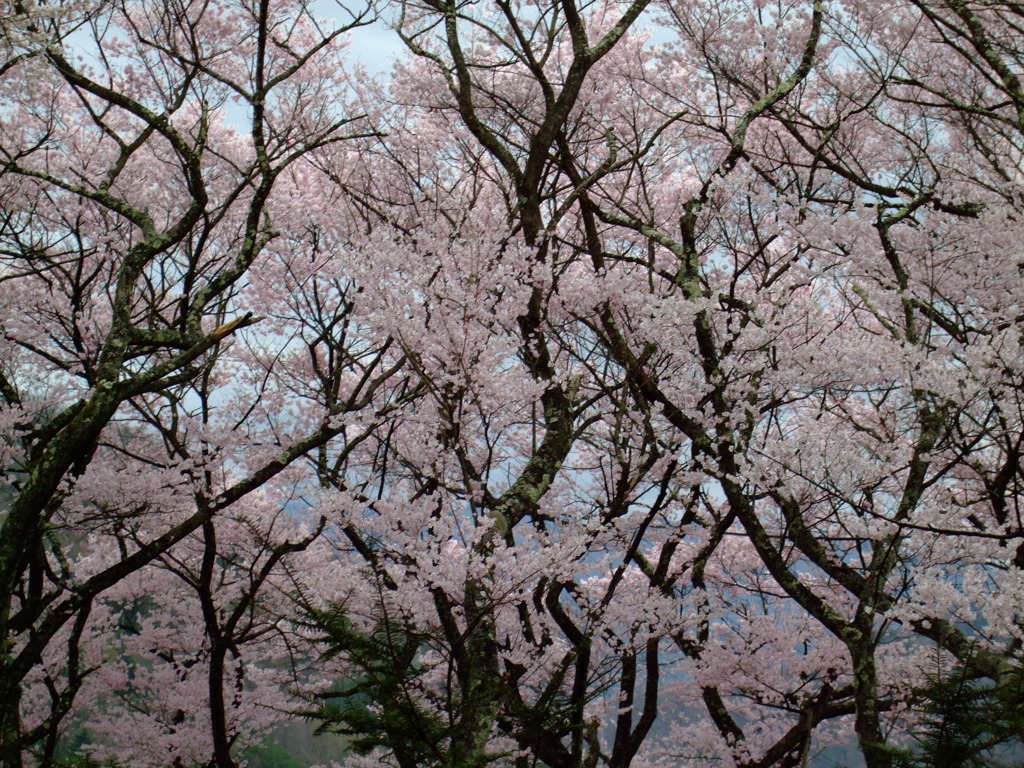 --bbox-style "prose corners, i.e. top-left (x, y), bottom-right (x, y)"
top-left (51, 758), bottom-right (120, 768)
top-left (46, 725), bottom-right (115, 768)
top-left (312, 610), bottom-right (449, 768)
top-left (884, 647), bottom-right (1024, 768)
top-left (49, 736), bottom-right (121, 768)
top-left (240, 738), bottom-right (307, 768)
